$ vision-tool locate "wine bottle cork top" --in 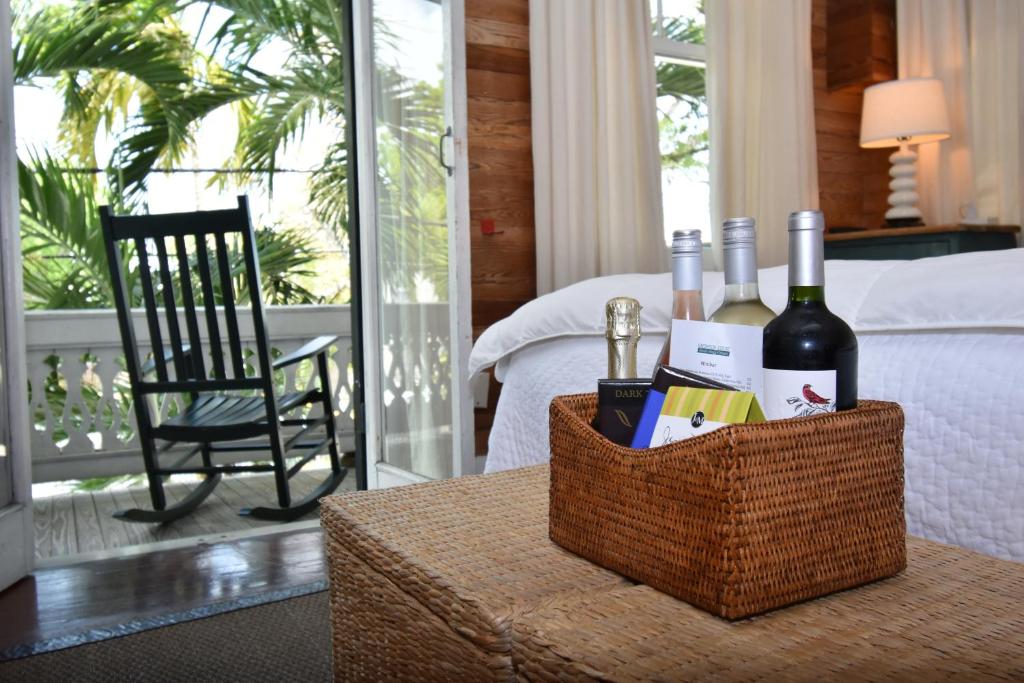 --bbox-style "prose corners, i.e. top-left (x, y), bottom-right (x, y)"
top-left (722, 217), bottom-right (756, 247)
top-left (788, 210), bottom-right (825, 232)
top-left (671, 229), bottom-right (703, 256)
